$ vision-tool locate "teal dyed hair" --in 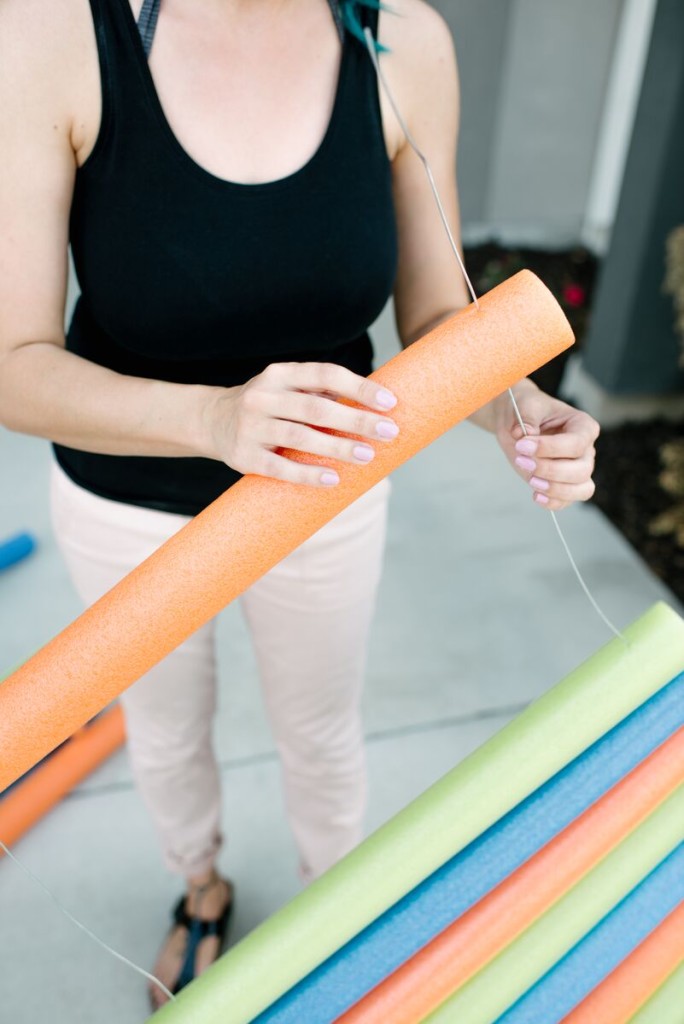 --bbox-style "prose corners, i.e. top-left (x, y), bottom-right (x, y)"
top-left (339, 0), bottom-right (392, 52)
